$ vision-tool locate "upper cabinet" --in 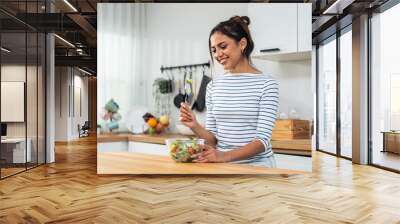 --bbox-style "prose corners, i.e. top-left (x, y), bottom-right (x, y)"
top-left (248, 3), bottom-right (312, 61)
top-left (297, 3), bottom-right (312, 53)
